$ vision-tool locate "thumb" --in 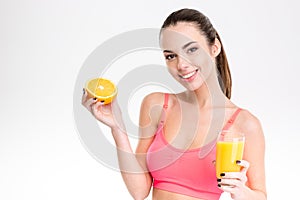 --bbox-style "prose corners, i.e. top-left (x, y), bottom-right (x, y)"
top-left (101, 103), bottom-right (112, 115)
